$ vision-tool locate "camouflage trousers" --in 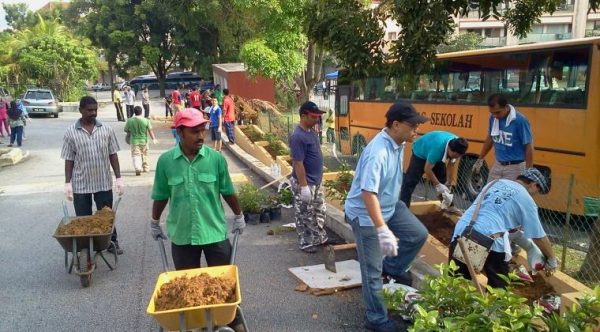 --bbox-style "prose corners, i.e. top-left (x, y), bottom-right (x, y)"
top-left (291, 178), bottom-right (328, 249)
